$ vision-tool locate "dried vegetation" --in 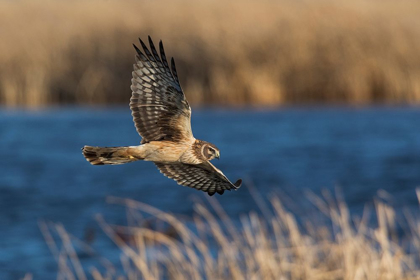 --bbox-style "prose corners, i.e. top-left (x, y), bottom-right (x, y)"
top-left (2, 0), bottom-right (420, 108)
